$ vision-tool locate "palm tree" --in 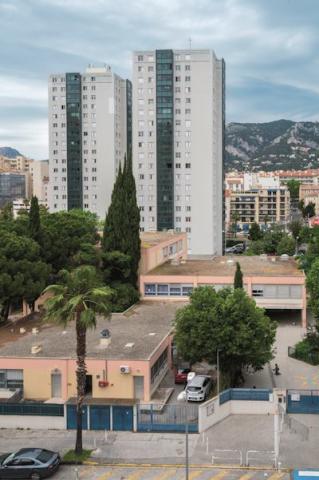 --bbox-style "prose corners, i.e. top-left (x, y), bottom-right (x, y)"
top-left (43, 265), bottom-right (113, 455)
